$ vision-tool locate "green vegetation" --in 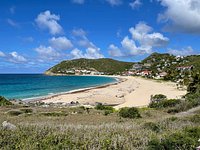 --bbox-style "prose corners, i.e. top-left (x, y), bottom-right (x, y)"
top-left (0, 103), bottom-right (200, 149)
top-left (46, 58), bottom-right (133, 75)
top-left (149, 94), bottom-right (181, 109)
top-left (119, 107), bottom-right (141, 119)
top-left (148, 127), bottom-right (200, 150)
top-left (0, 96), bottom-right (12, 106)
top-left (95, 104), bottom-right (115, 115)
